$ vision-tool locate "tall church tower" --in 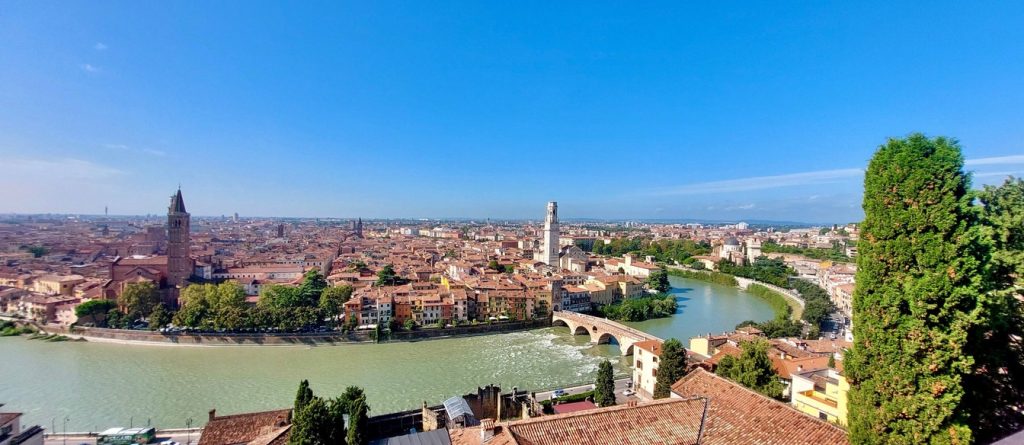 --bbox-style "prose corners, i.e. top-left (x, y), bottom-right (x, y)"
top-left (542, 201), bottom-right (559, 266)
top-left (167, 188), bottom-right (191, 288)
